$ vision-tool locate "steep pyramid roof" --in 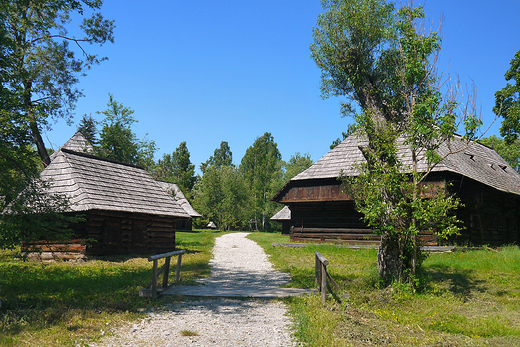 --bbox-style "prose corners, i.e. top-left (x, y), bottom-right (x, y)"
top-left (41, 149), bottom-right (190, 218)
top-left (49, 131), bottom-right (94, 161)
